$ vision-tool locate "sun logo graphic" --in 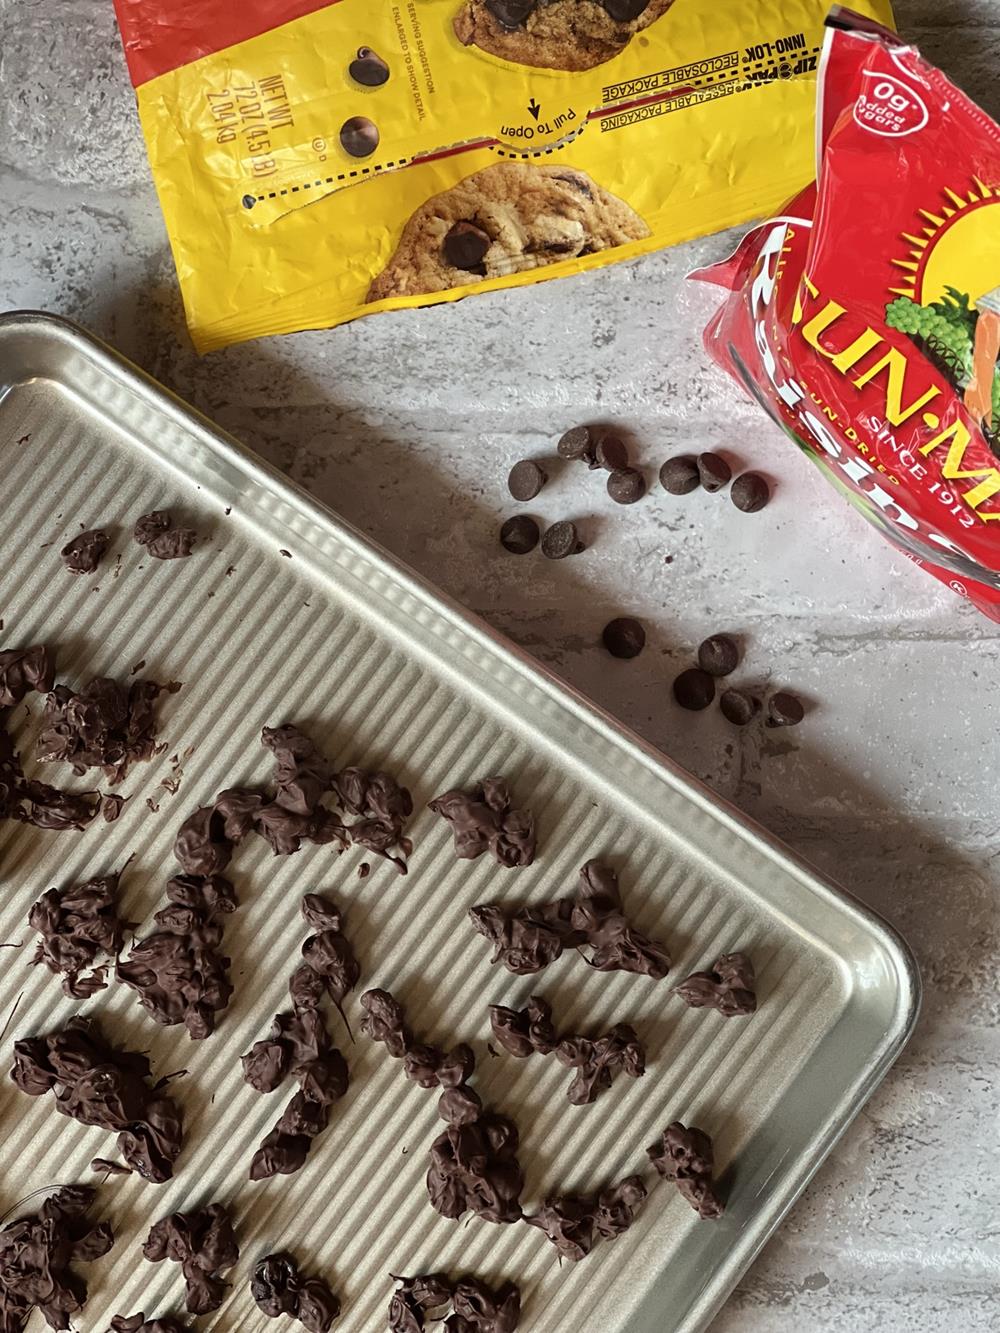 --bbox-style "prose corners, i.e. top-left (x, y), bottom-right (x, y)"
top-left (885, 178), bottom-right (1000, 441)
